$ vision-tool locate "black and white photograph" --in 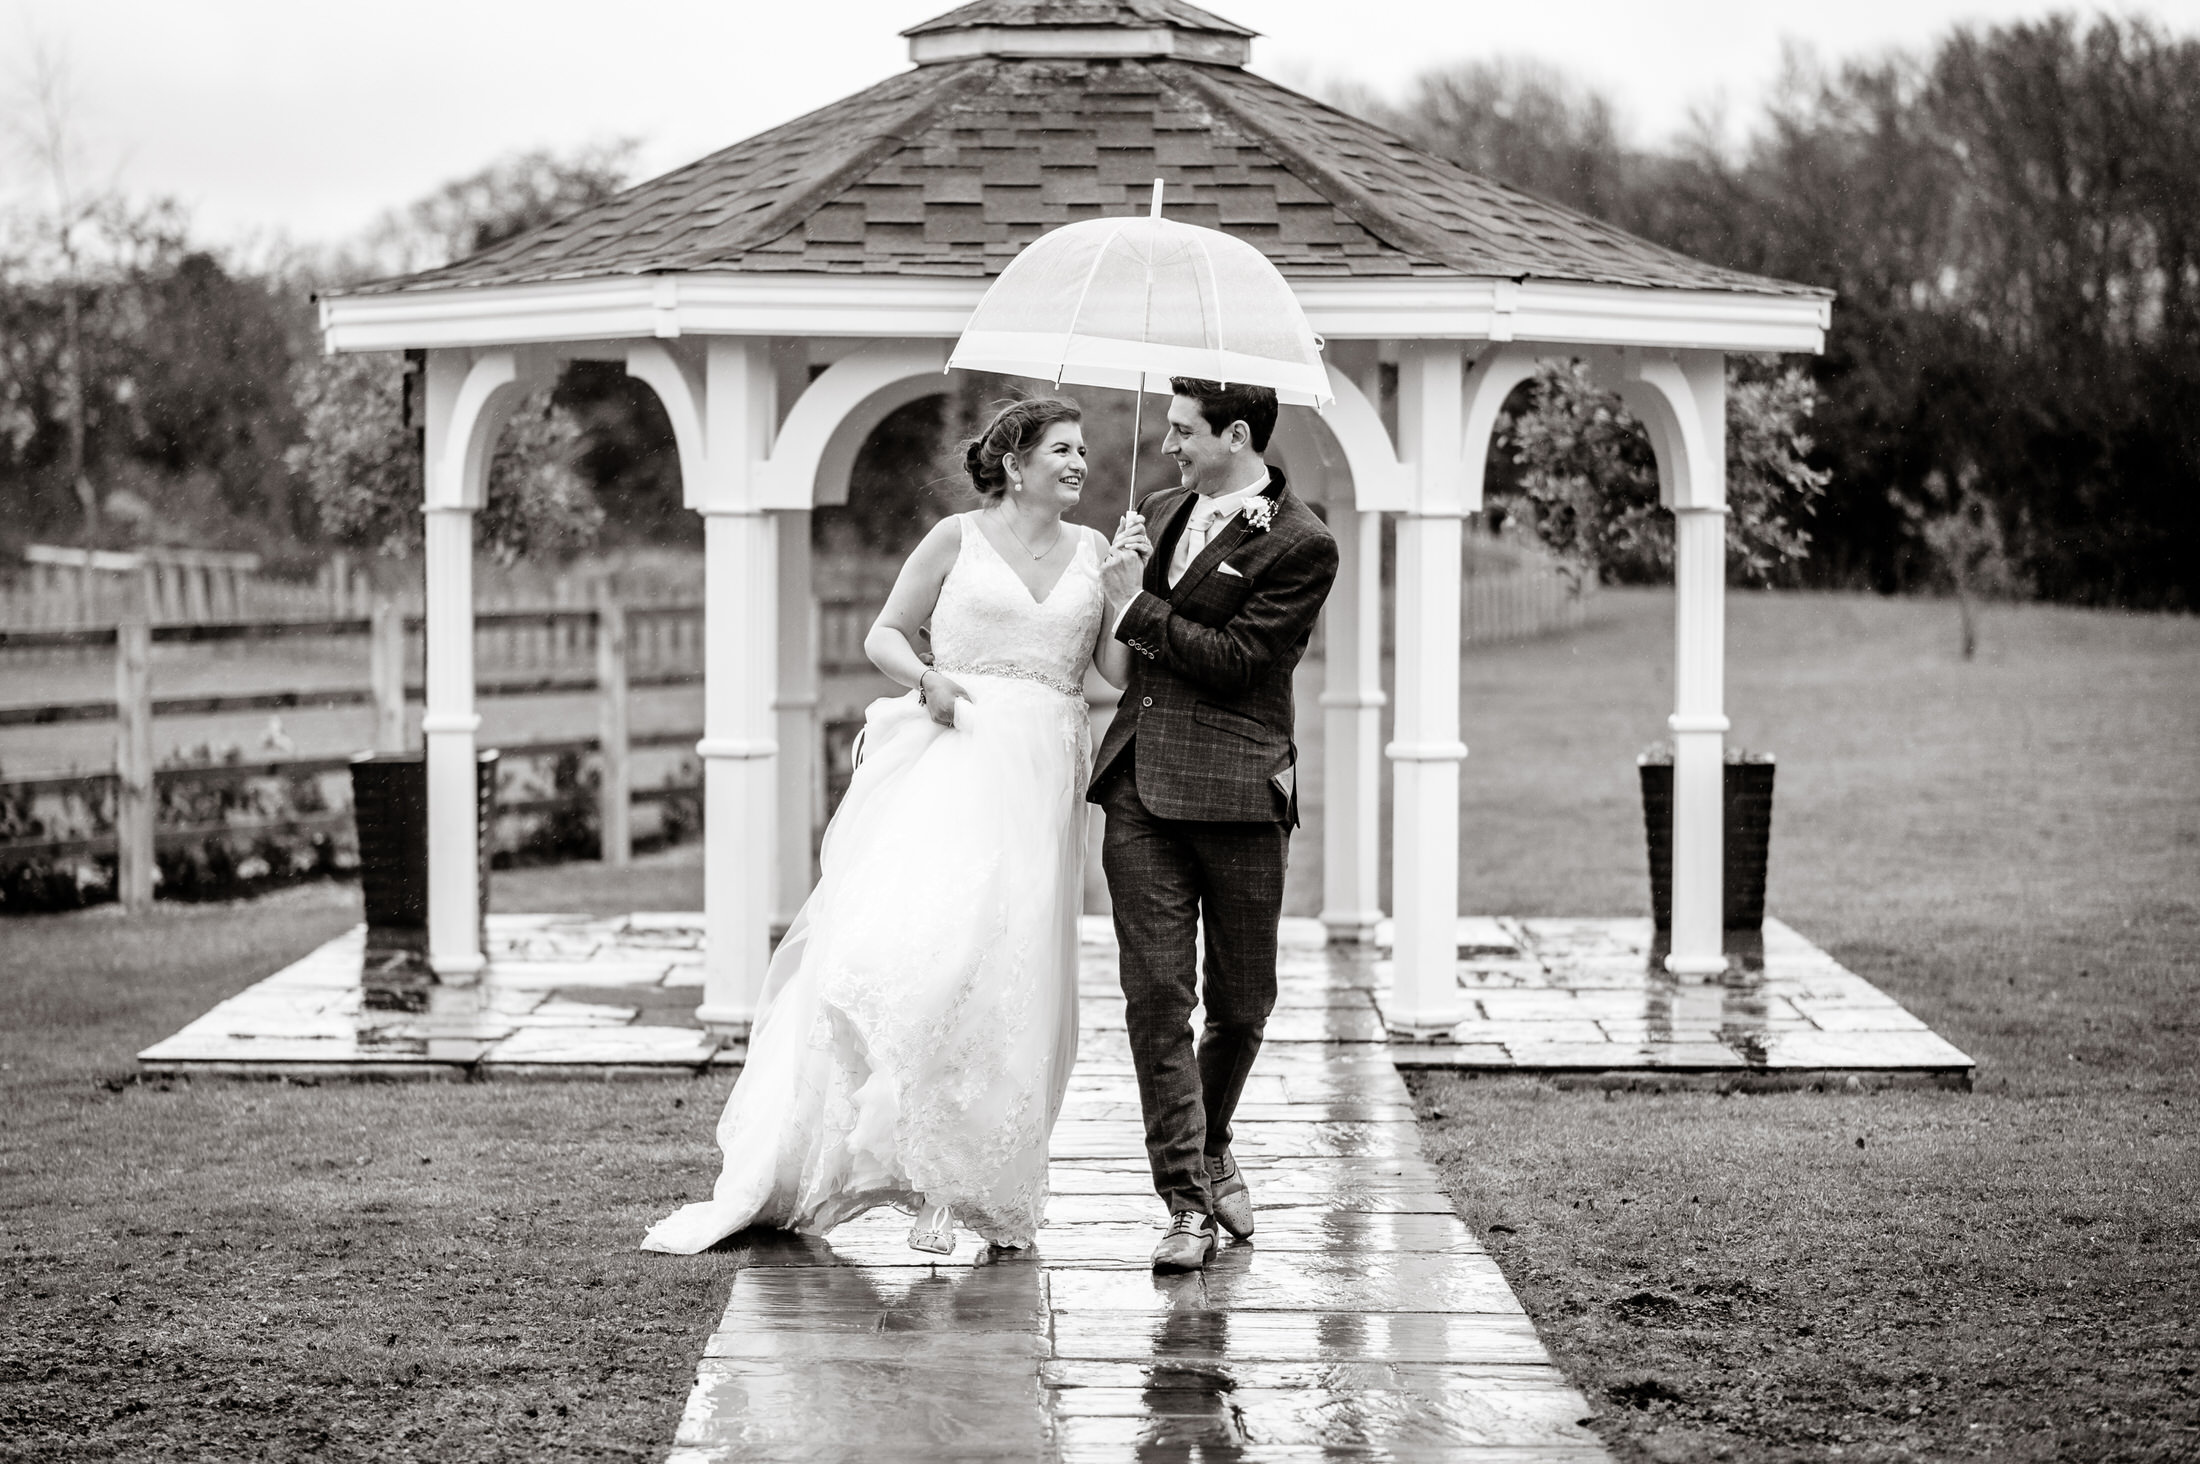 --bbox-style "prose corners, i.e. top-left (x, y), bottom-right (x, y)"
top-left (2, 0), bottom-right (2195, 1459)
